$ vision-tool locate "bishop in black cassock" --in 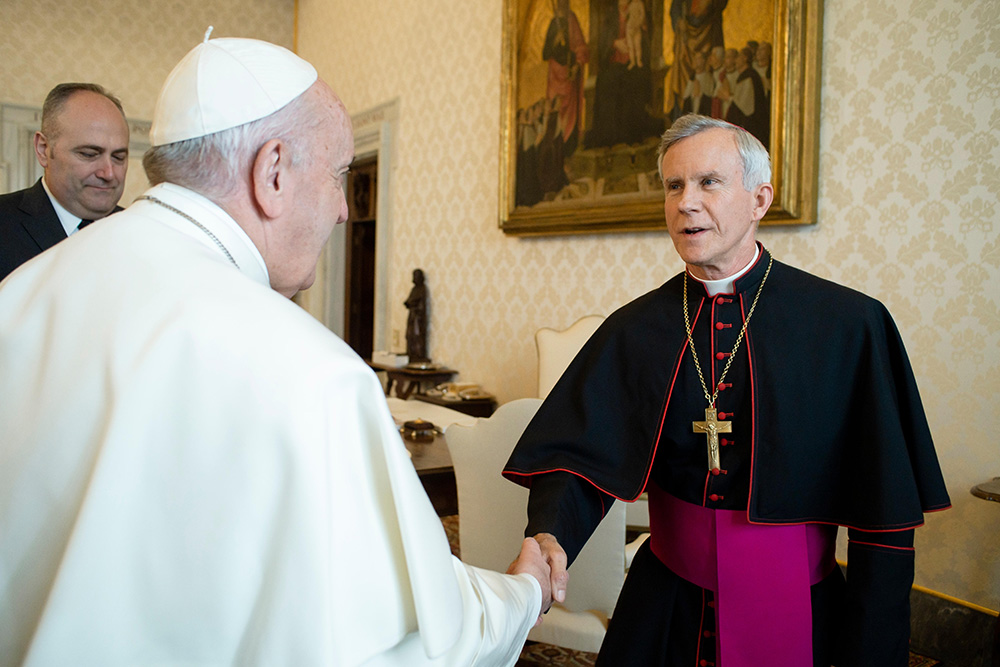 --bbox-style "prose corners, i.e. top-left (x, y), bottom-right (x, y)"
top-left (504, 115), bottom-right (949, 666)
